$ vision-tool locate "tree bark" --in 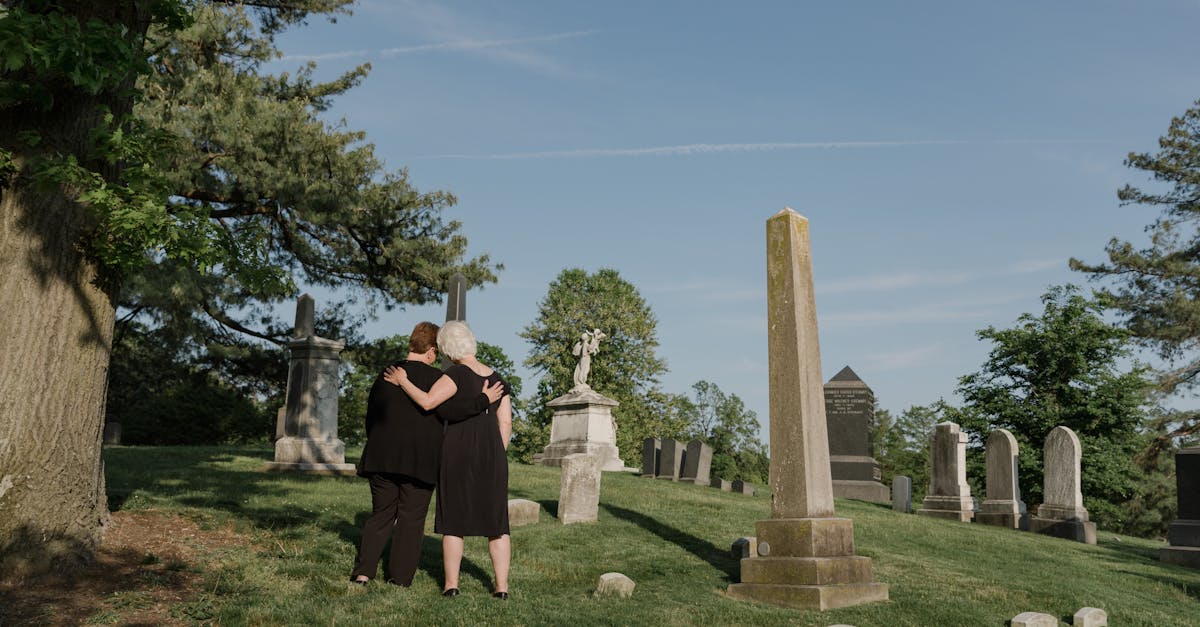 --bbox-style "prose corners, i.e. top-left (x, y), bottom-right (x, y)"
top-left (0, 1), bottom-right (152, 578)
